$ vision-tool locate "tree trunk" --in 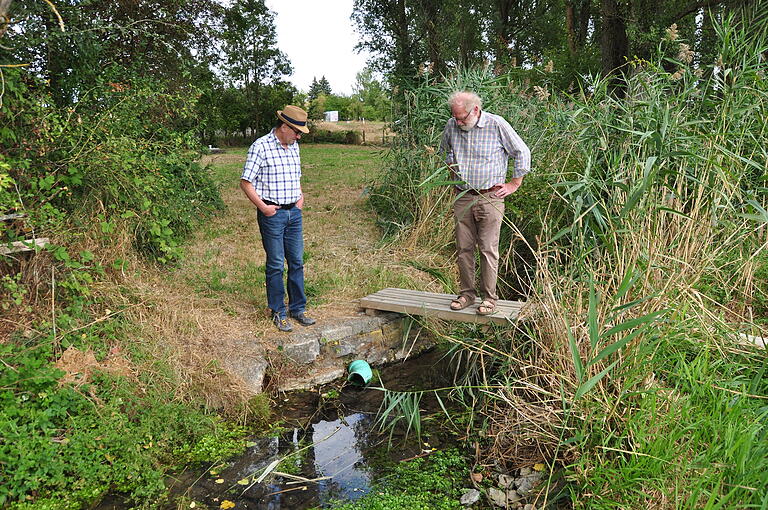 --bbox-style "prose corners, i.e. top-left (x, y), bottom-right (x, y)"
top-left (393, 0), bottom-right (414, 80)
top-left (565, 1), bottom-right (577, 56)
top-left (417, 0), bottom-right (445, 77)
top-left (600, 0), bottom-right (629, 92)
